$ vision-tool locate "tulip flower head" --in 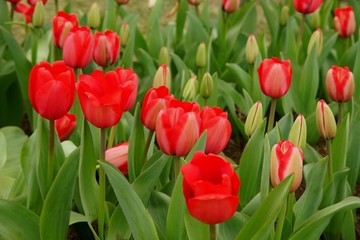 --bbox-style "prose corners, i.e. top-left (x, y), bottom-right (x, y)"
top-left (334, 6), bottom-right (356, 38)
top-left (93, 30), bottom-right (120, 67)
top-left (27, 0), bottom-right (47, 5)
top-left (155, 100), bottom-right (201, 156)
top-left (222, 0), bottom-right (240, 13)
top-left (270, 140), bottom-right (303, 193)
top-left (14, 3), bottom-right (35, 23)
top-left (326, 66), bottom-right (354, 102)
top-left (316, 100), bottom-right (337, 140)
top-left (29, 61), bottom-right (76, 120)
top-left (113, 67), bottom-right (138, 111)
top-left (55, 113), bottom-right (76, 141)
top-left (293, 0), bottom-right (322, 14)
top-left (52, 11), bottom-right (78, 48)
top-left (258, 57), bottom-right (292, 98)
top-left (187, 0), bottom-right (202, 6)
top-left (244, 101), bottom-right (263, 137)
top-left (115, 0), bottom-right (129, 5)
top-left (181, 151), bottom-right (240, 224)
top-left (106, 142), bottom-right (129, 175)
